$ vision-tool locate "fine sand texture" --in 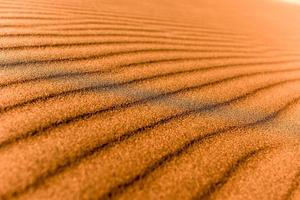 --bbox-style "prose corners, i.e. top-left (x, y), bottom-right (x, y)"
top-left (0, 0), bottom-right (300, 199)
